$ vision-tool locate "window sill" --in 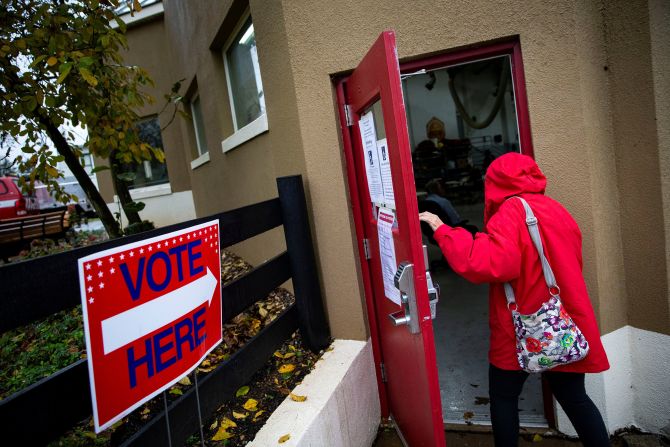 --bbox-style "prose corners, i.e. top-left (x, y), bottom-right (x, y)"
top-left (221, 113), bottom-right (268, 153)
top-left (190, 152), bottom-right (211, 170)
top-left (119, 183), bottom-right (172, 201)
